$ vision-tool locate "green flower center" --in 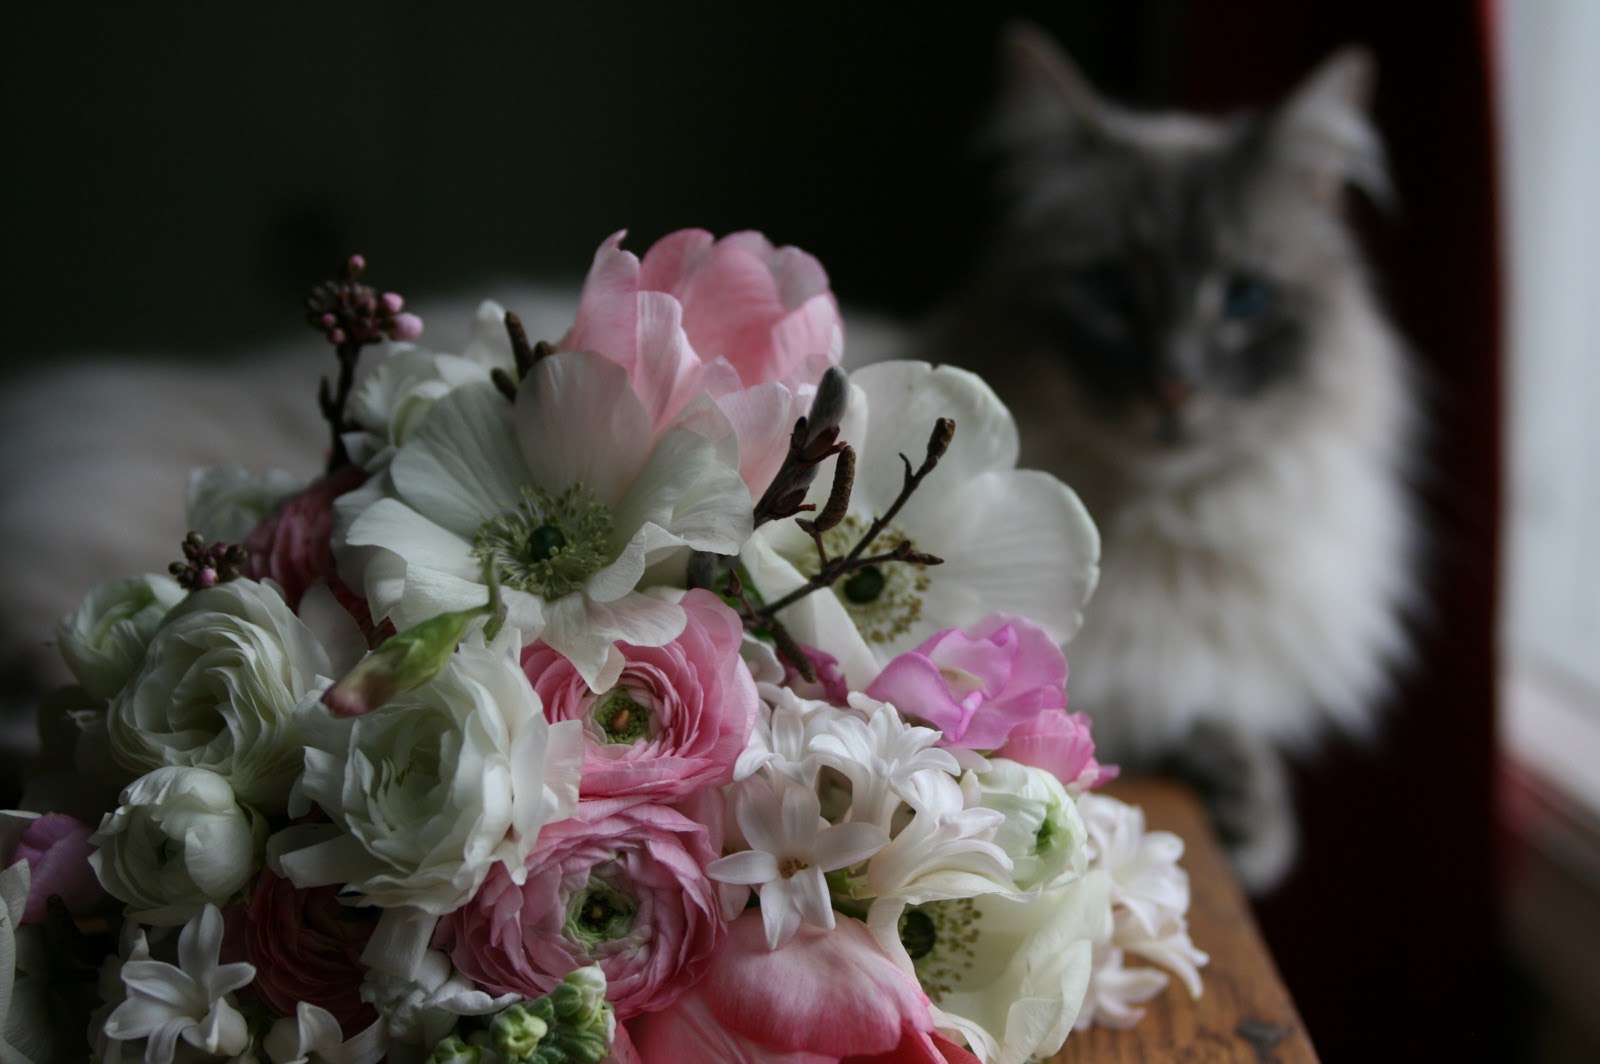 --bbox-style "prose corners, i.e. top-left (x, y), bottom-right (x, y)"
top-left (565, 878), bottom-right (637, 949)
top-left (590, 687), bottom-right (651, 745)
top-left (473, 484), bottom-right (616, 599)
top-left (899, 898), bottom-right (979, 1004)
top-left (804, 515), bottom-right (931, 645)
